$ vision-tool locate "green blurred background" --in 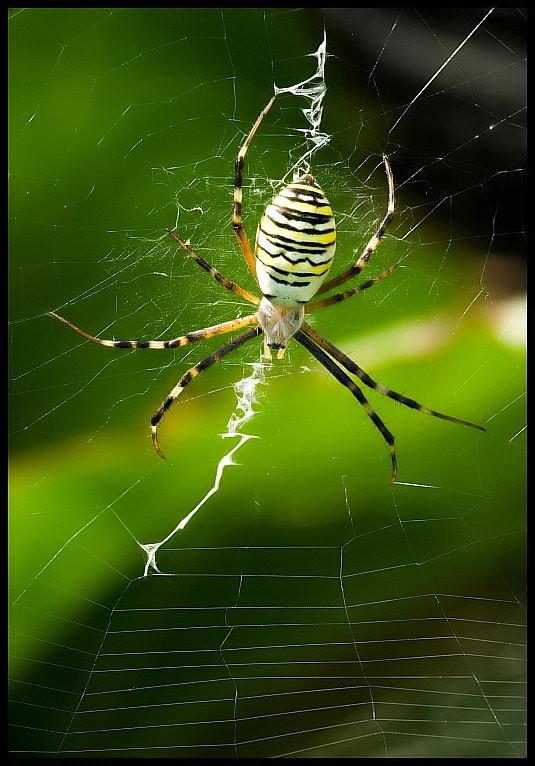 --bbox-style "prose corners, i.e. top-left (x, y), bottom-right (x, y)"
top-left (9, 8), bottom-right (525, 758)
